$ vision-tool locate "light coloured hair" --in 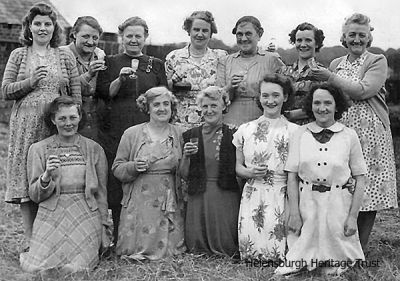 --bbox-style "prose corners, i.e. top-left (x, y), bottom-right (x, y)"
top-left (196, 86), bottom-right (230, 113)
top-left (340, 13), bottom-right (374, 48)
top-left (136, 86), bottom-right (178, 121)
